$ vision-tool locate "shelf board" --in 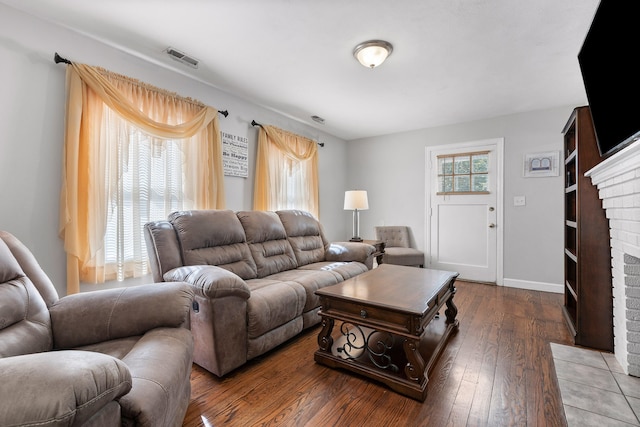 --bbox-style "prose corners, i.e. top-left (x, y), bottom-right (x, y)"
top-left (561, 306), bottom-right (577, 337)
top-left (565, 280), bottom-right (578, 299)
top-left (565, 248), bottom-right (577, 262)
top-left (565, 150), bottom-right (577, 164)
